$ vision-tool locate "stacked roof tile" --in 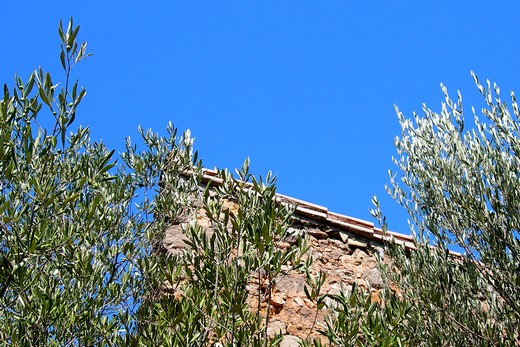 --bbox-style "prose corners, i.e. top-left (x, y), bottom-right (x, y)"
top-left (197, 168), bottom-right (418, 250)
